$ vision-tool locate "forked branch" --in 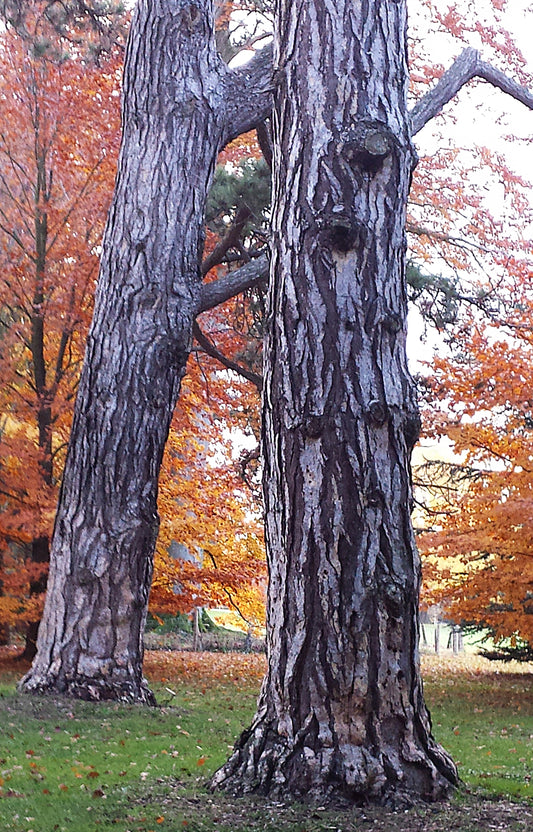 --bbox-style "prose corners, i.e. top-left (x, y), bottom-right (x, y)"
top-left (410, 48), bottom-right (533, 136)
